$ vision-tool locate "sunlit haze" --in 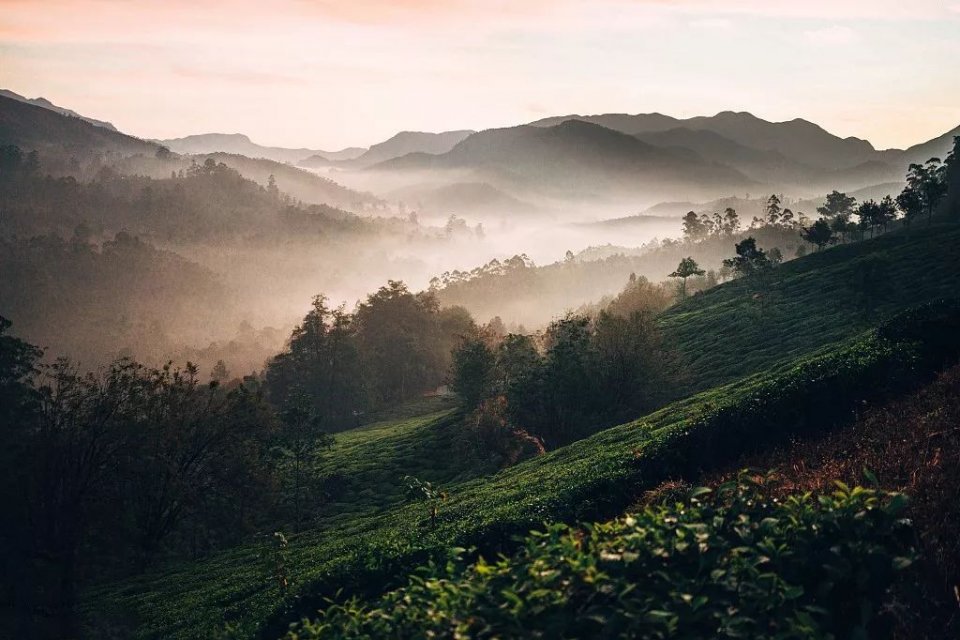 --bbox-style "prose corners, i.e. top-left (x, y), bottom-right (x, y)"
top-left (2, 0), bottom-right (959, 150)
